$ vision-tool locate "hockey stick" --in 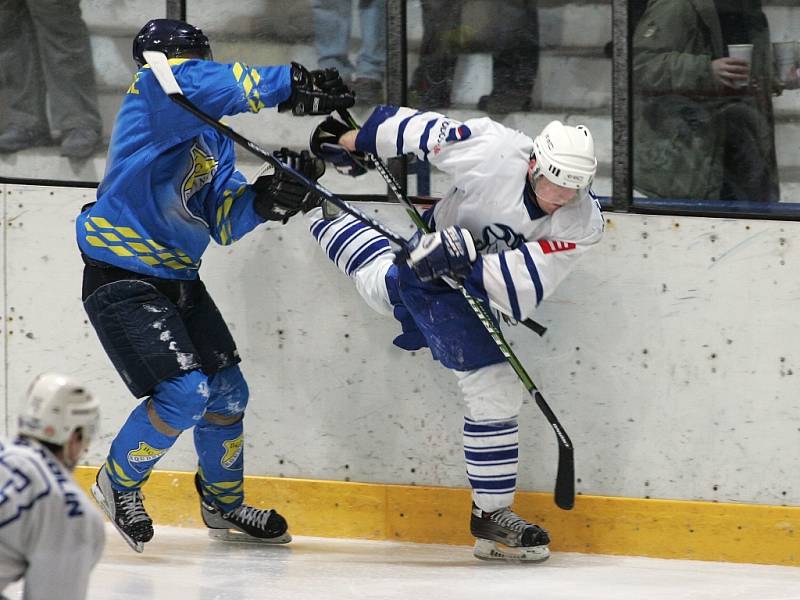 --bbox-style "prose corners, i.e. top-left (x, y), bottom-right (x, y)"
top-left (141, 51), bottom-right (410, 251)
top-left (143, 52), bottom-right (573, 510)
top-left (336, 110), bottom-right (548, 338)
top-left (336, 110), bottom-right (574, 510)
